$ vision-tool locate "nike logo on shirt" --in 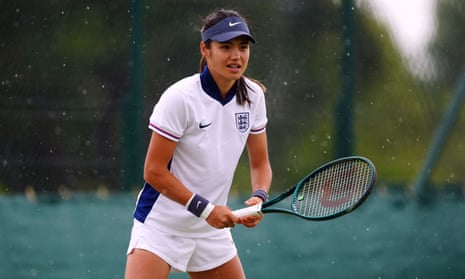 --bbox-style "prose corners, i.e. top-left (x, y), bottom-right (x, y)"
top-left (199, 122), bottom-right (212, 129)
